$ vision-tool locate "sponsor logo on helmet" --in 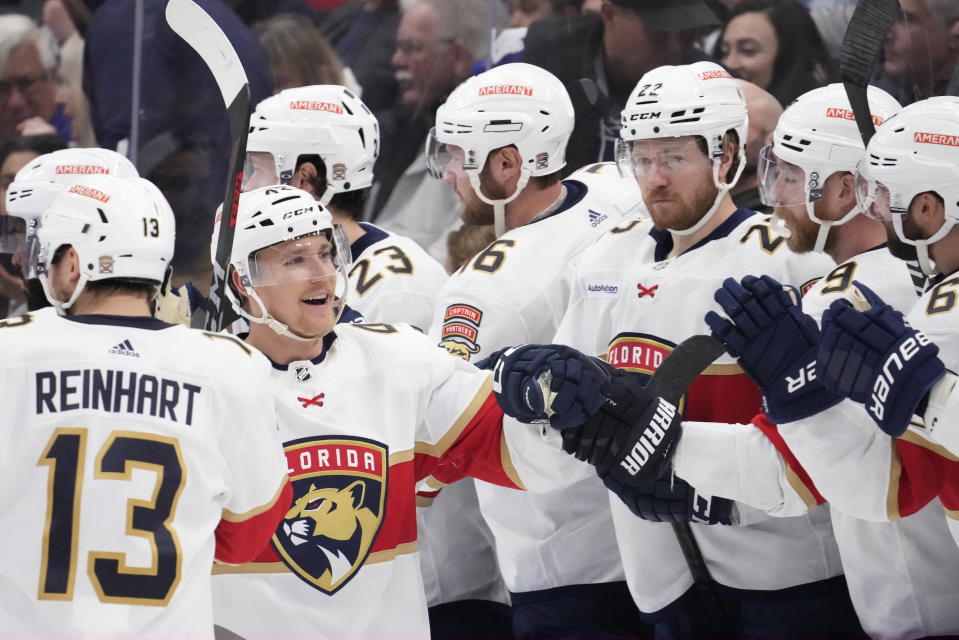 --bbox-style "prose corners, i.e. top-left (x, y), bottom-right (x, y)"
top-left (478, 84), bottom-right (534, 97)
top-left (699, 69), bottom-right (733, 81)
top-left (275, 436), bottom-right (388, 595)
top-left (331, 163), bottom-right (347, 180)
top-left (628, 112), bottom-right (661, 121)
top-left (55, 165), bottom-right (110, 175)
top-left (825, 107), bottom-right (884, 127)
top-left (289, 100), bottom-right (344, 114)
top-left (98, 255), bottom-right (114, 274)
top-left (68, 184), bottom-right (111, 203)
top-left (914, 131), bottom-right (959, 147)
top-left (535, 152), bottom-right (549, 170)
